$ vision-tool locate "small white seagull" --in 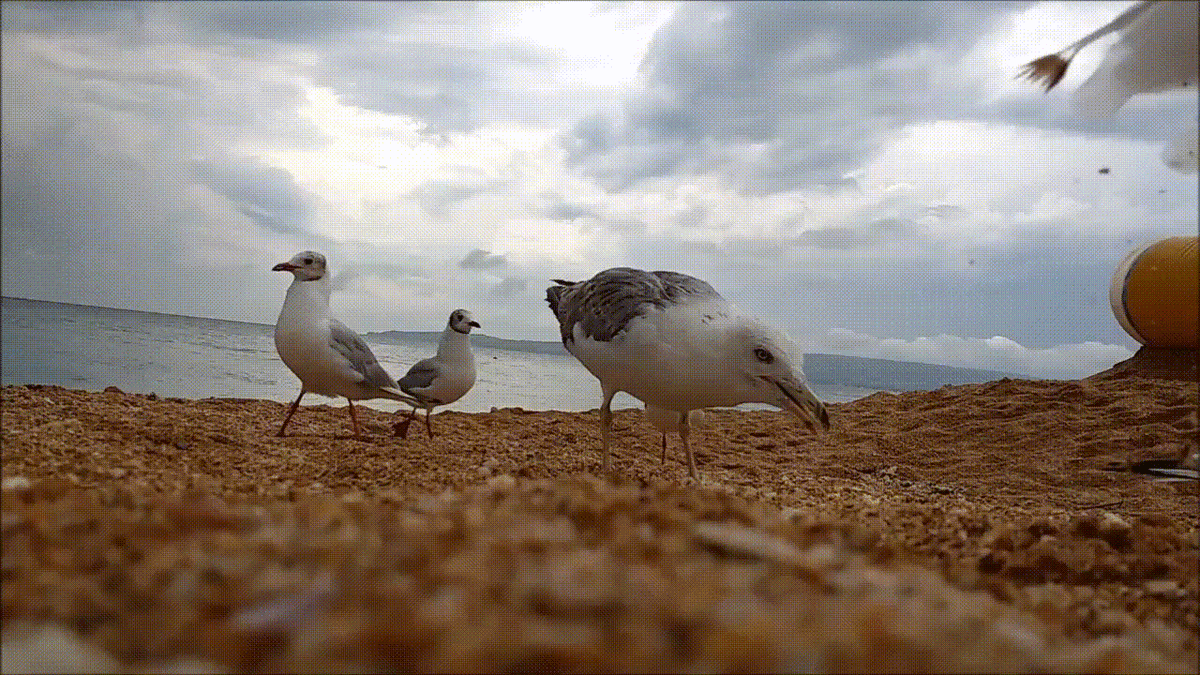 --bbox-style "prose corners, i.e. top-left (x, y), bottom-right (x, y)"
top-left (271, 251), bottom-right (411, 439)
top-left (392, 309), bottom-right (480, 439)
top-left (645, 404), bottom-right (705, 472)
top-left (547, 267), bottom-right (829, 480)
